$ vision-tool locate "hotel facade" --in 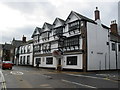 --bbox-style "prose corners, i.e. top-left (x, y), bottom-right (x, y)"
top-left (16, 7), bottom-right (120, 71)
